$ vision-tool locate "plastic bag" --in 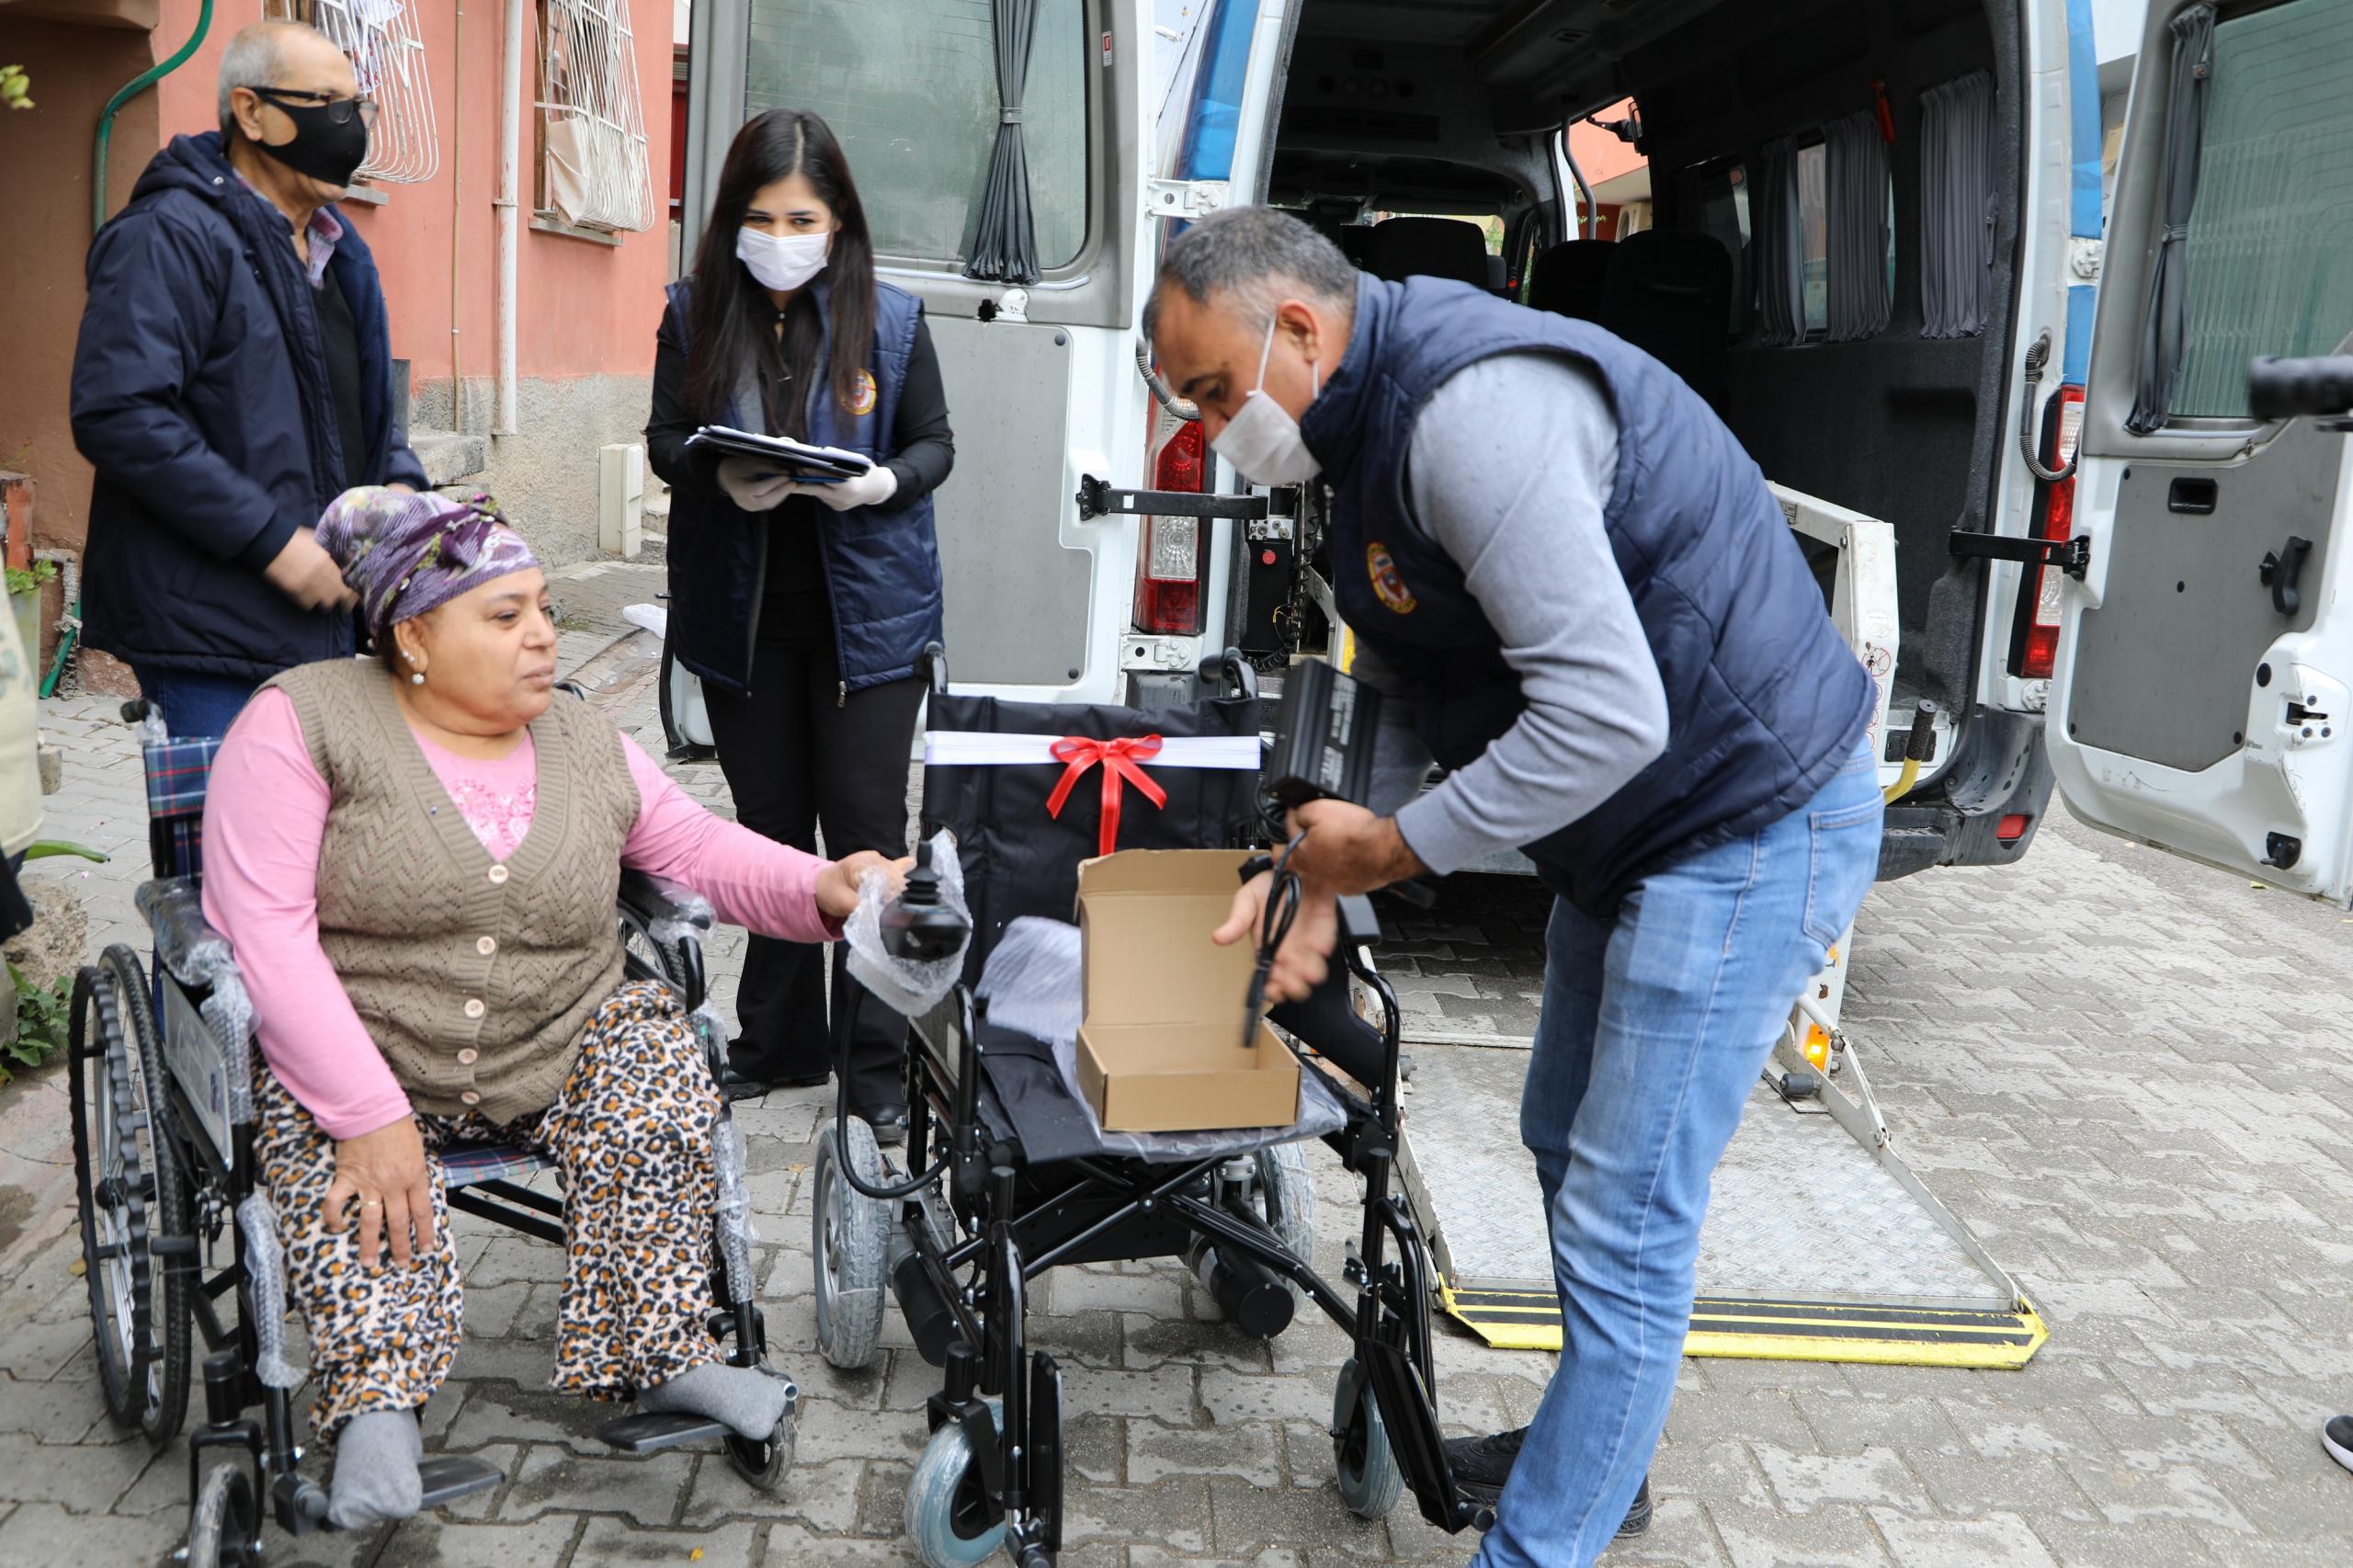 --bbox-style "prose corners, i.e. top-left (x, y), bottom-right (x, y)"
top-left (235, 1193), bottom-right (304, 1389)
top-left (844, 829), bottom-right (970, 1017)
